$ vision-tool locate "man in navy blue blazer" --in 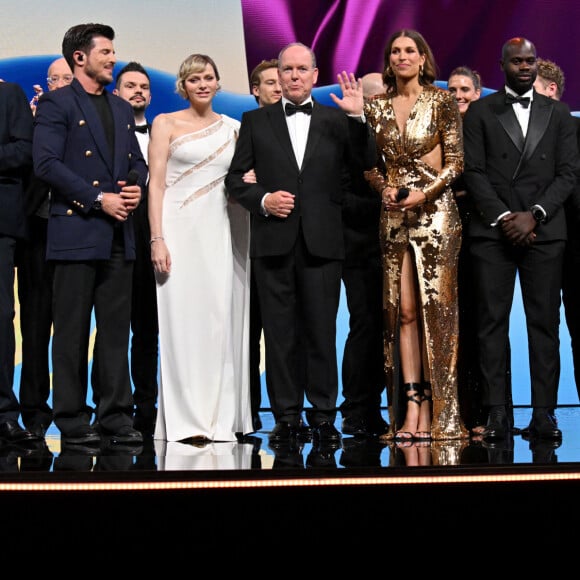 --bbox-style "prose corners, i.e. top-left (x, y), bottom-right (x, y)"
top-left (33, 23), bottom-right (147, 447)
